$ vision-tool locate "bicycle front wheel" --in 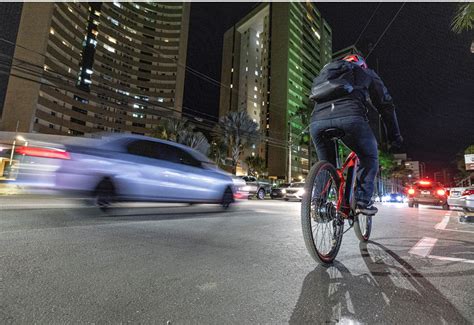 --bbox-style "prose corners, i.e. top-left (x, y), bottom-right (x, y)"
top-left (301, 161), bottom-right (344, 265)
